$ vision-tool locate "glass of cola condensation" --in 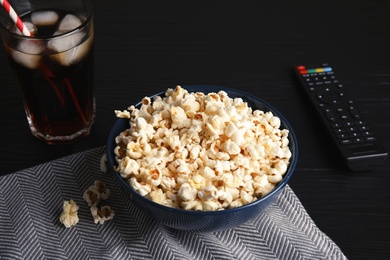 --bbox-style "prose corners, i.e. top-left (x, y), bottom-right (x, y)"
top-left (0, 0), bottom-right (95, 144)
